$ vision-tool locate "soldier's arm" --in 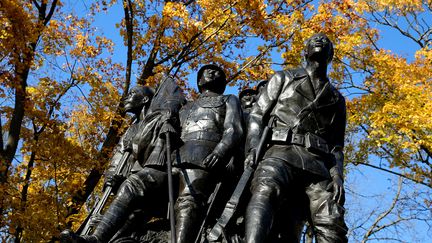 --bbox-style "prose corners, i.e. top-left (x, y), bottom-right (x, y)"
top-left (329, 95), bottom-right (347, 204)
top-left (213, 95), bottom-right (244, 157)
top-left (330, 95), bottom-right (347, 179)
top-left (246, 72), bottom-right (285, 152)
